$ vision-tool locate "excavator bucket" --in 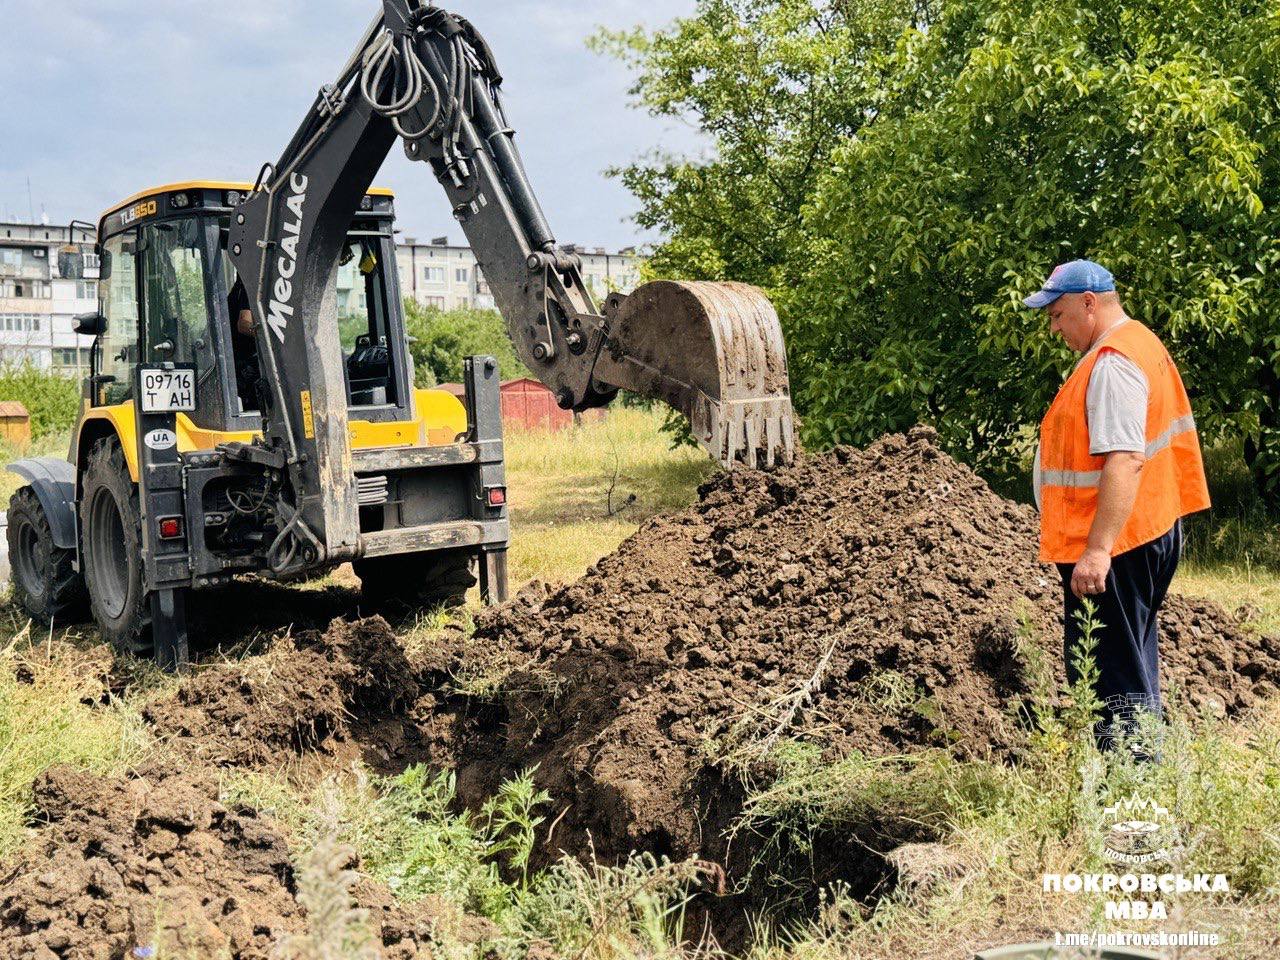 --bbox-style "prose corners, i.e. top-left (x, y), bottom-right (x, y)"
top-left (595, 280), bottom-right (796, 469)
